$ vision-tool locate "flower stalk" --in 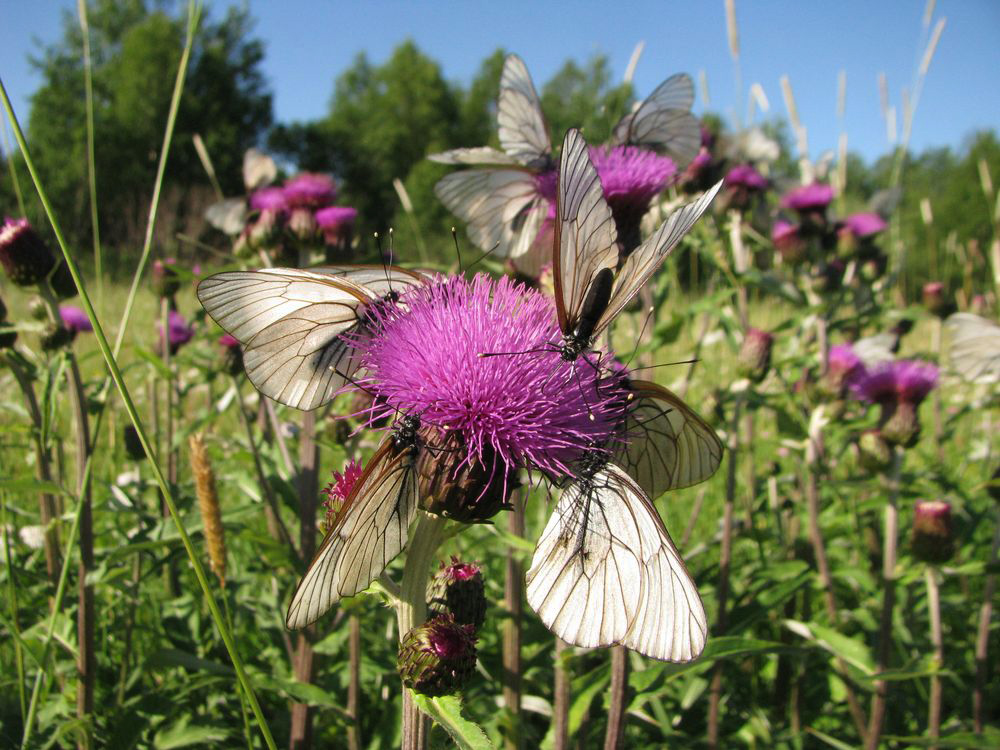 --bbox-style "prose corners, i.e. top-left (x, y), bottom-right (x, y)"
top-left (503, 500), bottom-right (525, 750)
top-left (924, 566), bottom-right (943, 748)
